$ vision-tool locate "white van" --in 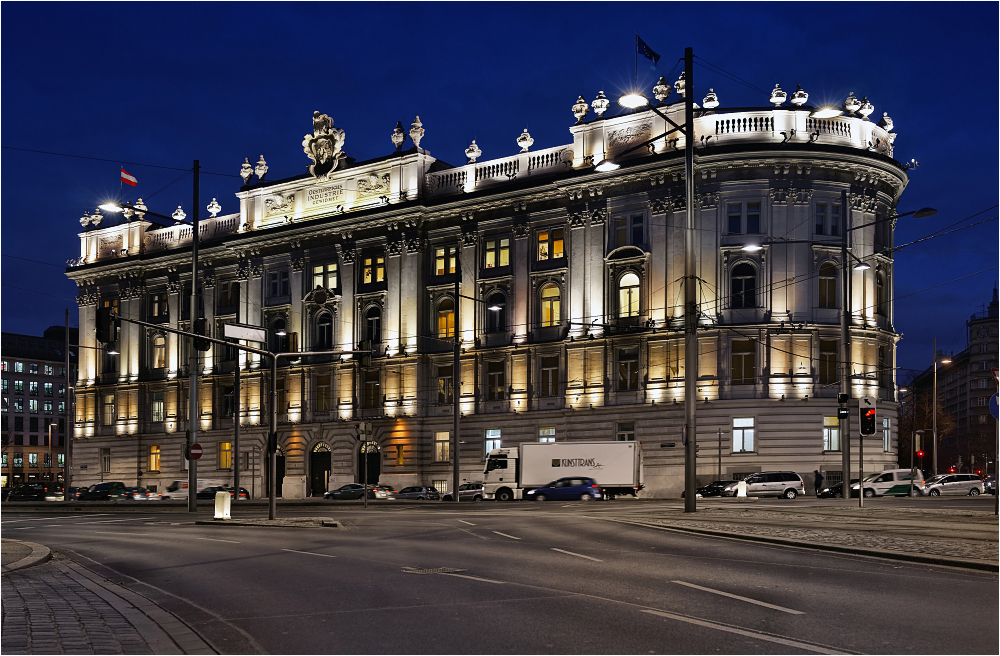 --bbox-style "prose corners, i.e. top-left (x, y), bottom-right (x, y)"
top-left (160, 479), bottom-right (225, 501)
top-left (851, 468), bottom-right (925, 497)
